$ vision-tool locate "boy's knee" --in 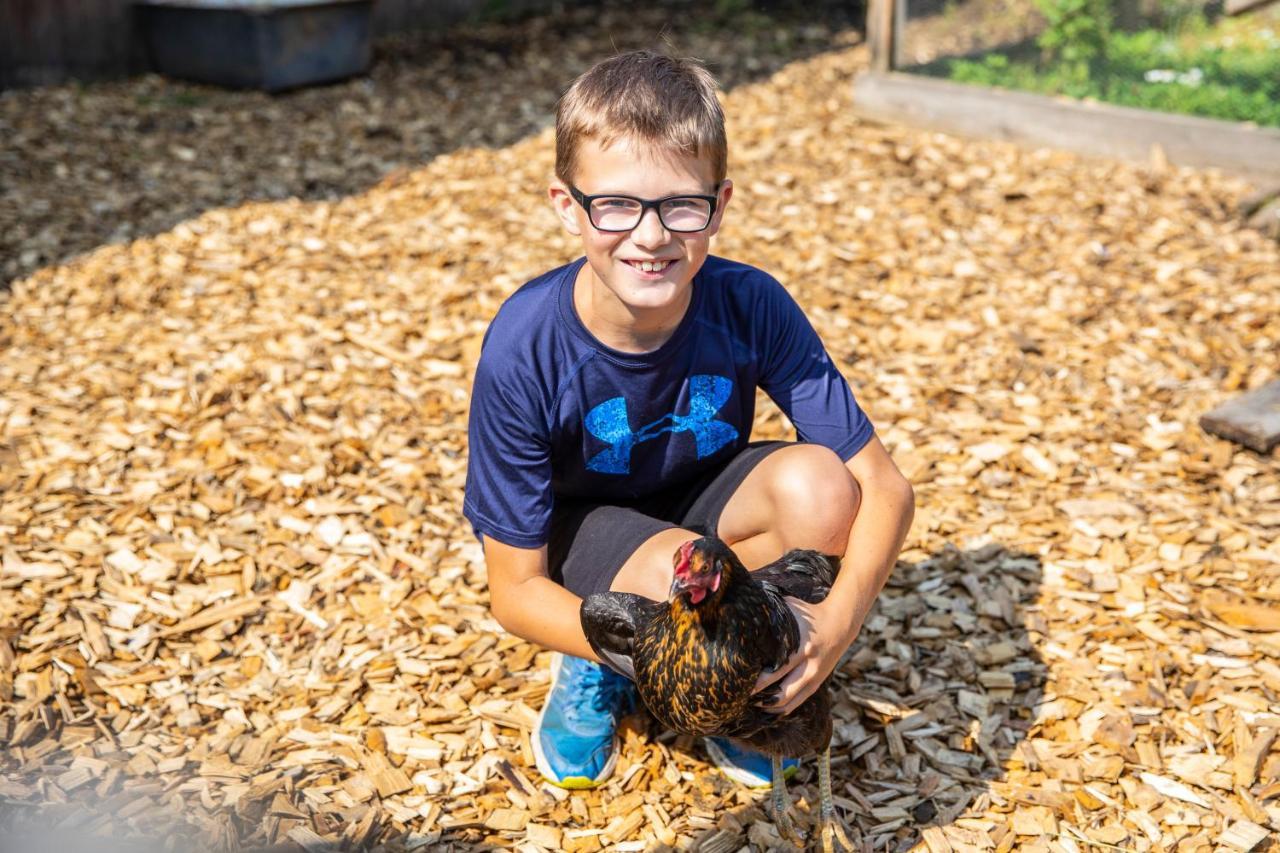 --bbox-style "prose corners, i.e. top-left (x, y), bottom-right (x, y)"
top-left (610, 527), bottom-right (699, 600)
top-left (769, 445), bottom-right (860, 552)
